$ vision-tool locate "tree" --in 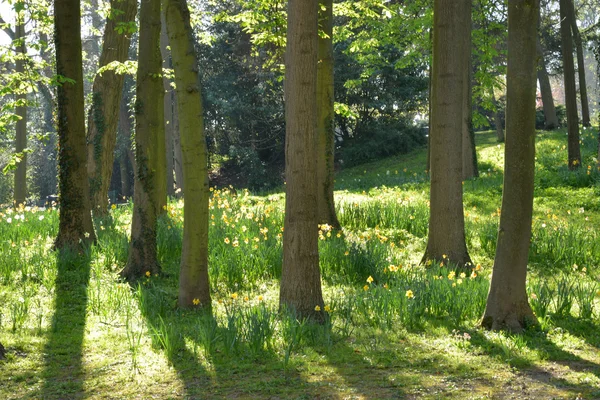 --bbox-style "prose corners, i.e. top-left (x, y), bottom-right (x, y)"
top-left (14, 9), bottom-right (27, 207)
top-left (536, 36), bottom-right (558, 130)
top-left (54, 0), bottom-right (96, 249)
top-left (160, 15), bottom-right (176, 198)
top-left (566, 0), bottom-right (590, 127)
top-left (86, 0), bottom-right (137, 216)
top-left (481, 0), bottom-right (539, 333)
top-left (559, 0), bottom-right (581, 170)
top-left (121, 0), bottom-right (164, 280)
top-left (316, 0), bottom-right (340, 229)
top-left (422, 0), bottom-right (471, 267)
top-left (462, 0), bottom-right (478, 181)
top-left (163, 0), bottom-right (211, 308)
top-left (279, 0), bottom-right (325, 319)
